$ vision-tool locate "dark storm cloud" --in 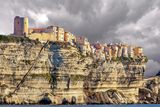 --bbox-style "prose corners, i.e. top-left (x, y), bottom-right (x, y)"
top-left (0, 0), bottom-right (160, 77)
